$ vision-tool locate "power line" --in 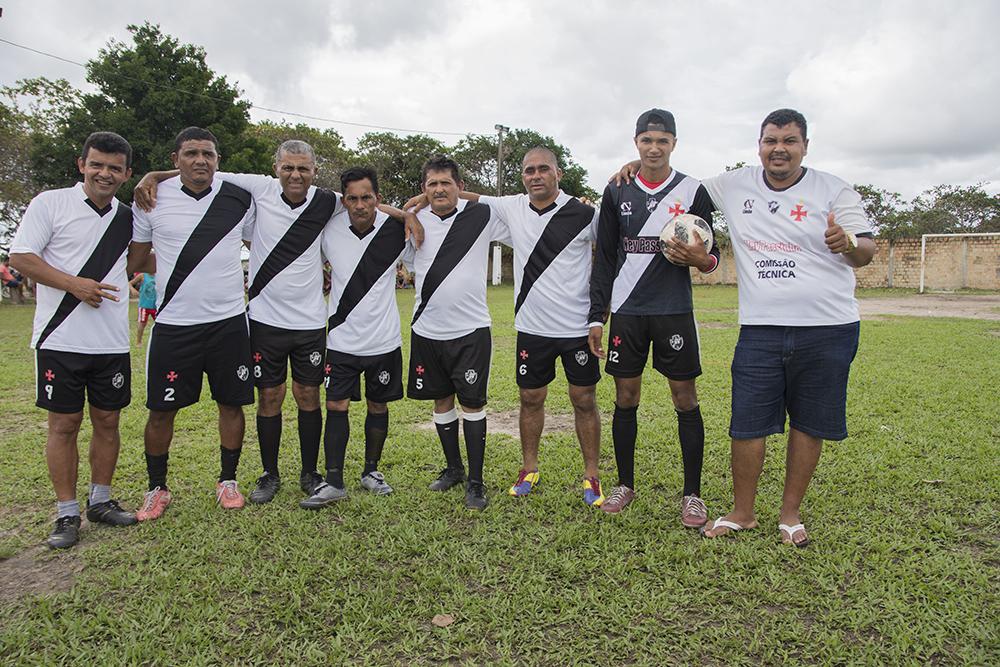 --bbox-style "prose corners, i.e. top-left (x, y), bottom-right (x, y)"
top-left (0, 36), bottom-right (487, 138)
